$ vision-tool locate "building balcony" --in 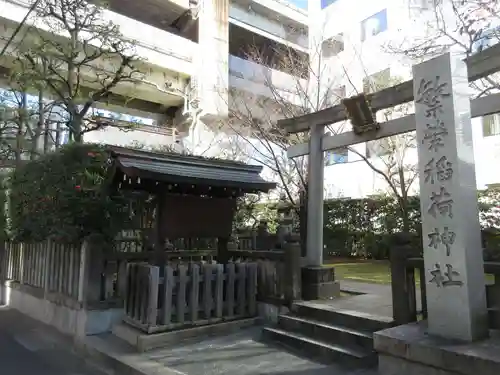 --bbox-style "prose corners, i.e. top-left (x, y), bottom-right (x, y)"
top-left (0, 0), bottom-right (196, 108)
top-left (228, 55), bottom-right (306, 106)
top-left (84, 116), bottom-right (181, 150)
top-left (230, 3), bottom-right (308, 52)
top-left (252, 0), bottom-right (308, 22)
top-left (0, 0), bottom-right (197, 75)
